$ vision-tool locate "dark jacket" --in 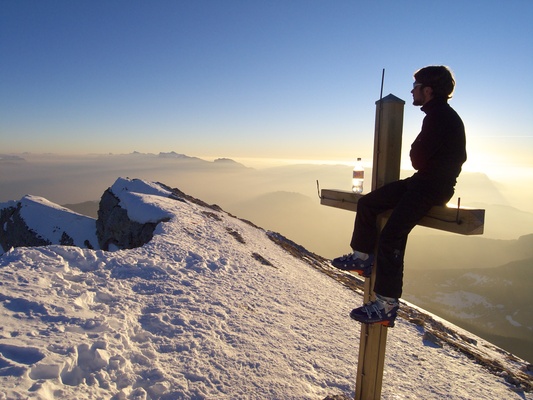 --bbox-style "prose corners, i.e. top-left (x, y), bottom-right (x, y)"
top-left (410, 97), bottom-right (466, 188)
